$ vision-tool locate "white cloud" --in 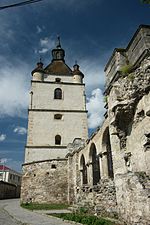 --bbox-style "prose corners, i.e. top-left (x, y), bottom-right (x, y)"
top-left (0, 59), bottom-right (30, 118)
top-left (36, 25), bottom-right (42, 33)
top-left (39, 48), bottom-right (49, 54)
top-left (0, 158), bottom-right (7, 163)
top-left (76, 59), bottom-right (105, 95)
top-left (87, 88), bottom-right (105, 129)
top-left (0, 158), bottom-right (22, 172)
top-left (13, 126), bottom-right (27, 135)
top-left (39, 37), bottom-right (55, 54)
top-left (0, 134), bottom-right (6, 142)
